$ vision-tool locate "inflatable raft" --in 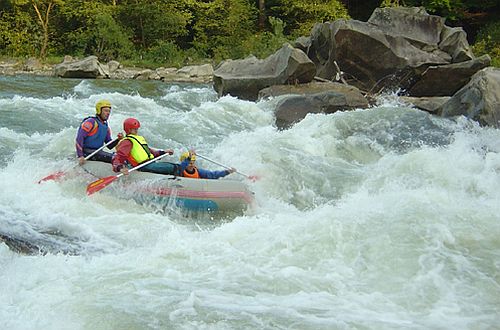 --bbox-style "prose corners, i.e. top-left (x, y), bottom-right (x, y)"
top-left (81, 161), bottom-right (255, 214)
